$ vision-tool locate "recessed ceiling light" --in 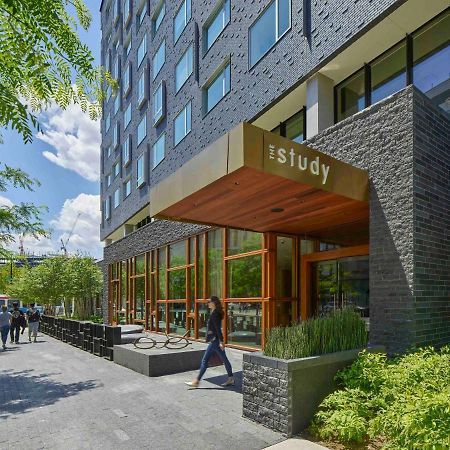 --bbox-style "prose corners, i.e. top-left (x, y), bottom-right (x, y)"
top-left (271, 208), bottom-right (284, 213)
